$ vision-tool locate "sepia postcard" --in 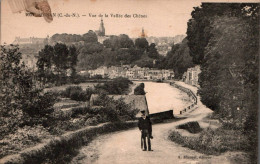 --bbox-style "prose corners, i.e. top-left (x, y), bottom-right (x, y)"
top-left (0, 0), bottom-right (259, 163)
